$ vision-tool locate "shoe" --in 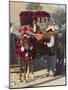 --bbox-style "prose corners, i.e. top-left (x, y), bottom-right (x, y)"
top-left (54, 72), bottom-right (57, 77)
top-left (49, 70), bottom-right (54, 76)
